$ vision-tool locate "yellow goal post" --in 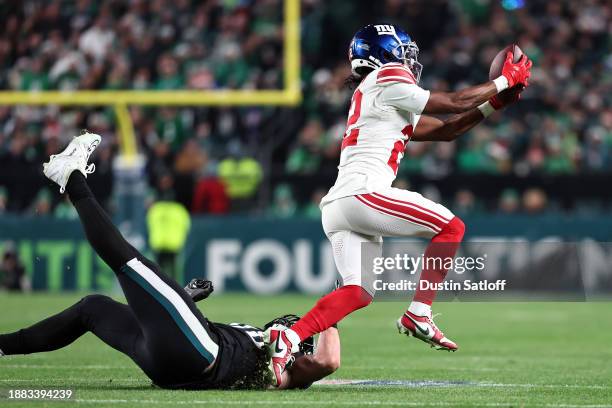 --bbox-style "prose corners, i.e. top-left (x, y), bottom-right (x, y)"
top-left (0, 0), bottom-right (301, 163)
